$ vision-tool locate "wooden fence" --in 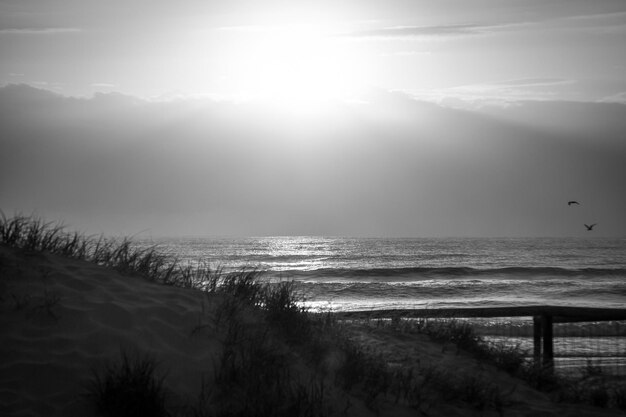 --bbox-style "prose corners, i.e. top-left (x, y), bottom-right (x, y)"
top-left (335, 306), bottom-right (626, 371)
